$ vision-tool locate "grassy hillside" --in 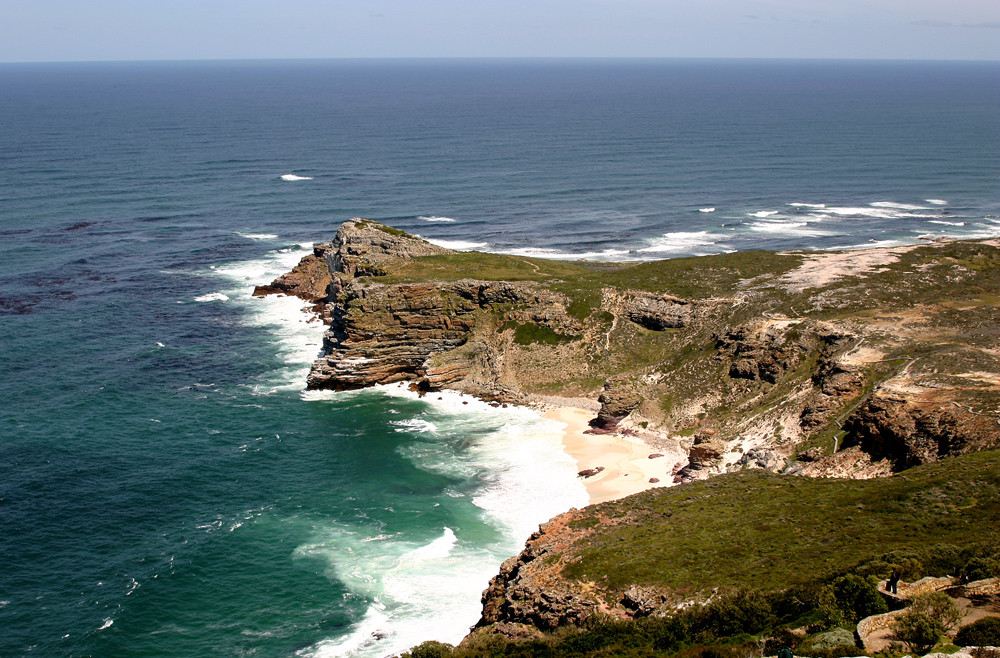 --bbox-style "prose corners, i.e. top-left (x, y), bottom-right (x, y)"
top-left (563, 449), bottom-right (1000, 595)
top-left (407, 450), bottom-right (1000, 658)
